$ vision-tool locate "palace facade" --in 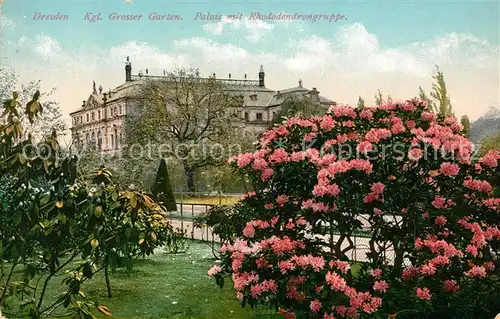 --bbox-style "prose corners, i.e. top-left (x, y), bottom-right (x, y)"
top-left (69, 57), bottom-right (335, 152)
